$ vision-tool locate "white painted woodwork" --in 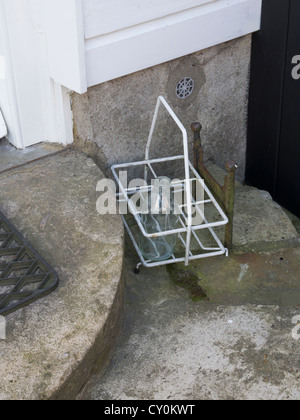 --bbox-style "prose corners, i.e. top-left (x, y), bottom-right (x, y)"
top-left (0, 0), bottom-right (262, 148)
top-left (0, 0), bottom-right (74, 148)
top-left (83, 0), bottom-right (217, 38)
top-left (0, 110), bottom-right (7, 139)
top-left (85, 0), bottom-right (262, 87)
top-left (44, 0), bottom-right (262, 90)
top-left (0, 0), bottom-right (22, 147)
top-left (44, 0), bottom-right (87, 95)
